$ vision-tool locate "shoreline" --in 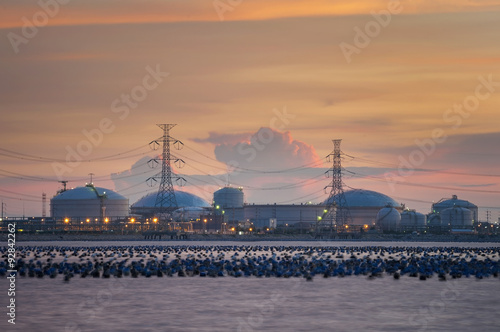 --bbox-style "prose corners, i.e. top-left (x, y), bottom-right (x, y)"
top-left (2, 232), bottom-right (500, 243)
